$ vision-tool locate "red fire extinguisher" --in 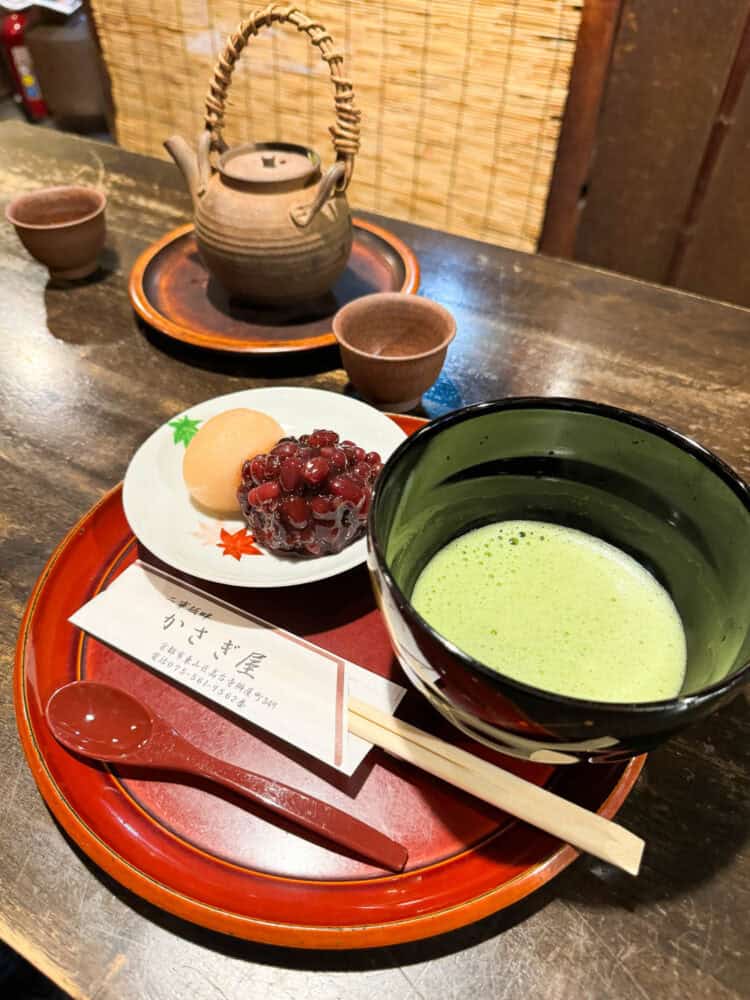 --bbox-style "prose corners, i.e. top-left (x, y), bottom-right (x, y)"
top-left (1, 13), bottom-right (47, 121)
